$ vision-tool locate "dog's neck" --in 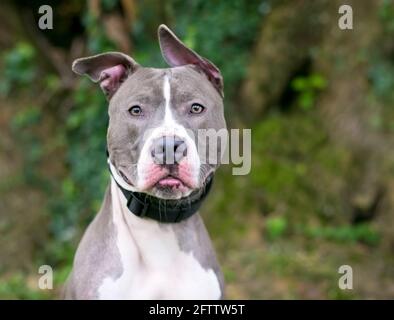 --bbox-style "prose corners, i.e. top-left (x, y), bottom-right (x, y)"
top-left (110, 175), bottom-right (170, 235)
top-left (109, 176), bottom-right (193, 265)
